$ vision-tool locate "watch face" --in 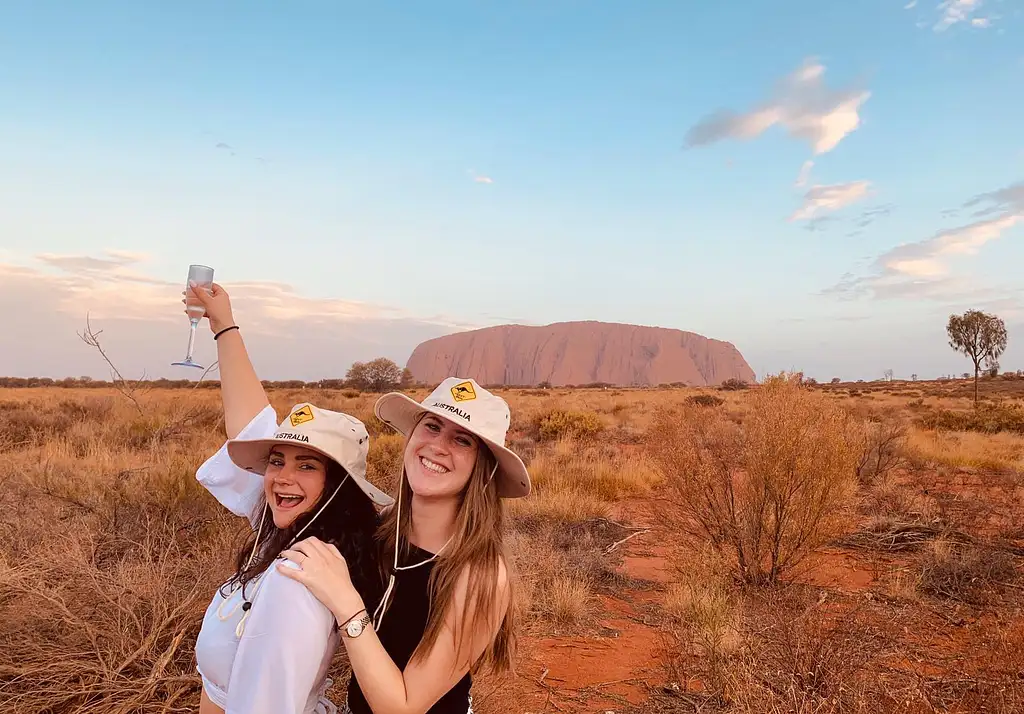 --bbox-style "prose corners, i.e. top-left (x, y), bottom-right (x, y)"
top-left (346, 619), bottom-right (363, 637)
